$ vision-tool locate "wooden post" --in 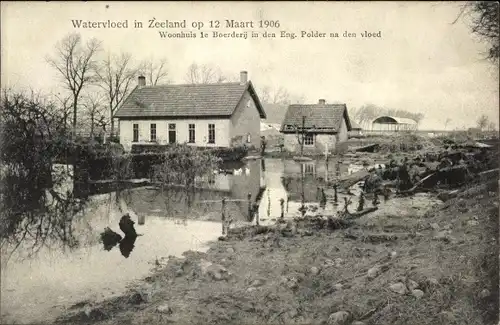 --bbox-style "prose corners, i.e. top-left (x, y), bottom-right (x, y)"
top-left (254, 203), bottom-right (260, 226)
top-left (301, 115), bottom-right (306, 157)
top-left (221, 197), bottom-right (226, 235)
top-left (247, 192), bottom-right (252, 221)
top-left (286, 194), bottom-right (289, 212)
top-left (138, 215), bottom-right (146, 225)
top-left (357, 191), bottom-right (365, 212)
top-left (319, 188), bottom-right (326, 208)
top-left (280, 198), bottom-right (285, 220)
top-left (333, 183), bottom-right (338, 205)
